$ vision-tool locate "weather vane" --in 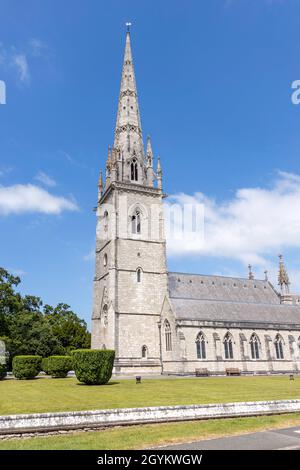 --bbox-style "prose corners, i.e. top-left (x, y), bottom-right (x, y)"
top-left (126, 22), bottom-right (132, 32)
